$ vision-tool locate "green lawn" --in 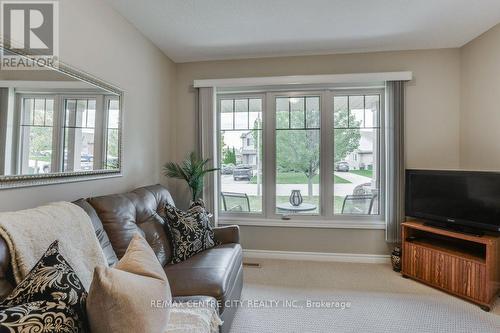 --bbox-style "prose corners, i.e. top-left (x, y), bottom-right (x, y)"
top-left (29, 156), bottom-right (51, 162)
top-left (245, 195), bottom-right (346, 214)
top-left (250, 172), bottom-right (350, 184)
top-left (349, 169), bottom-right (373, 178)
top-left (333, 175), bottom-right (350, 184)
